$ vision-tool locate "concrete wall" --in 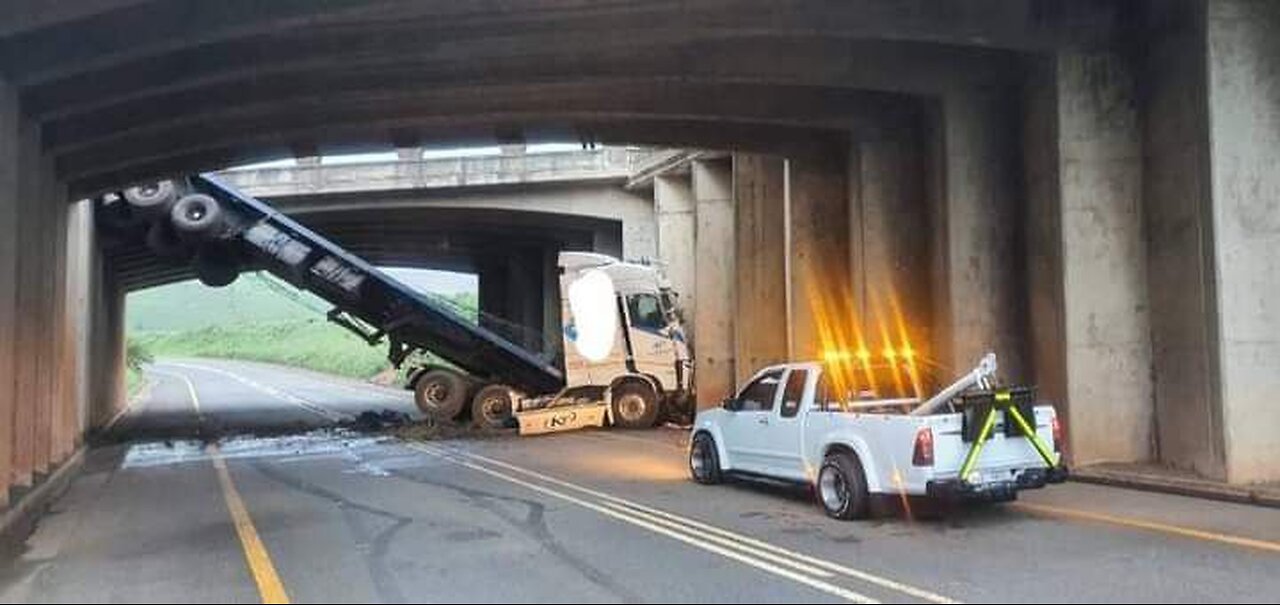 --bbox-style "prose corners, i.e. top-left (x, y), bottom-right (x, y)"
top-left (732, 154), bottom-right (788, 385)
top-left (691, 159), bottom-right (736, 408)
top-left (0, 79), bottom-right (18, 506)
top-left (1206, 0), bottom-right (1280, 484)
